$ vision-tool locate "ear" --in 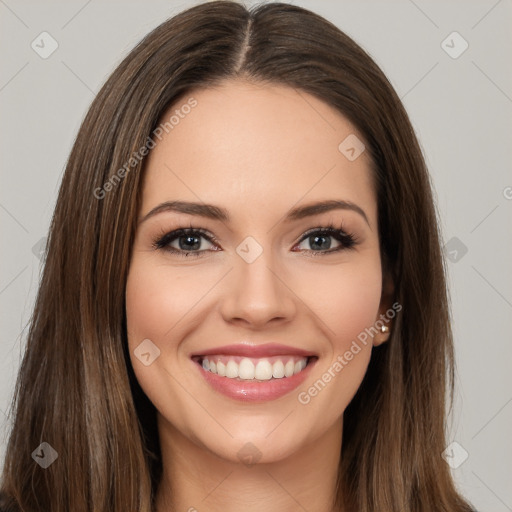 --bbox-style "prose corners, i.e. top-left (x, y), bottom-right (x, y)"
top-left (373, 270), bottom-right (395, 347)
